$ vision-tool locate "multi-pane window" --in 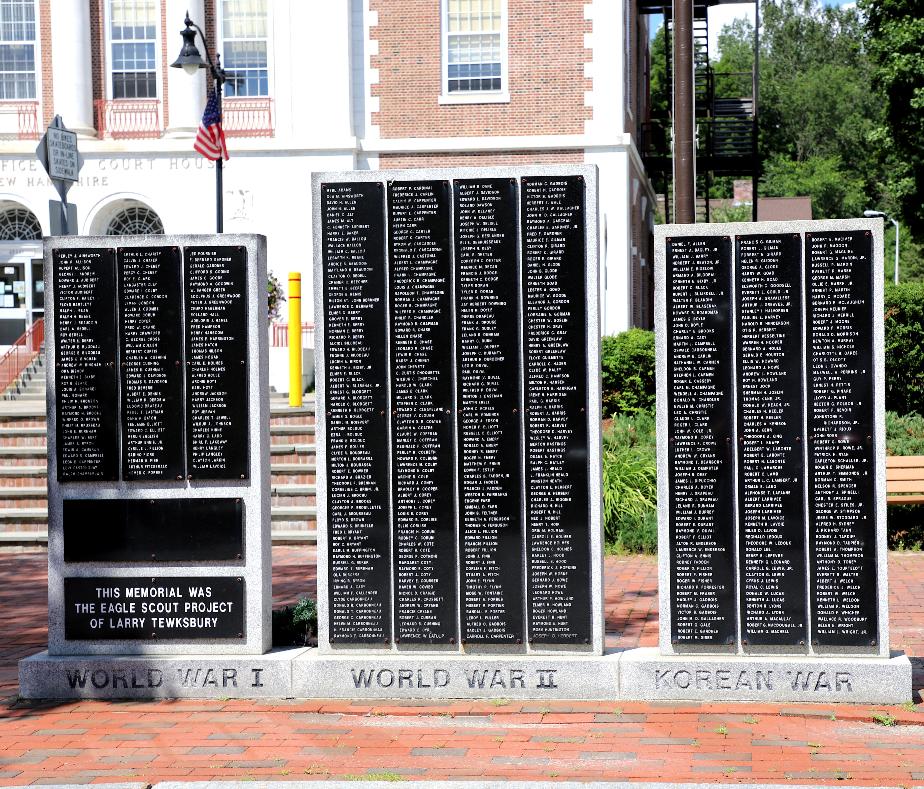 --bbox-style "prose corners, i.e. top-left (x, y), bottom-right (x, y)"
top-left (221, 0), bottom-right (268, 97)
top-left (0, 0), bottom-right (35, 100)
top-left (444, 0), bottom-right (504, 94)
top-left (106, 204), bottom-right (164, 235)
top-left (110, 0), bottom-right (157, 99)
